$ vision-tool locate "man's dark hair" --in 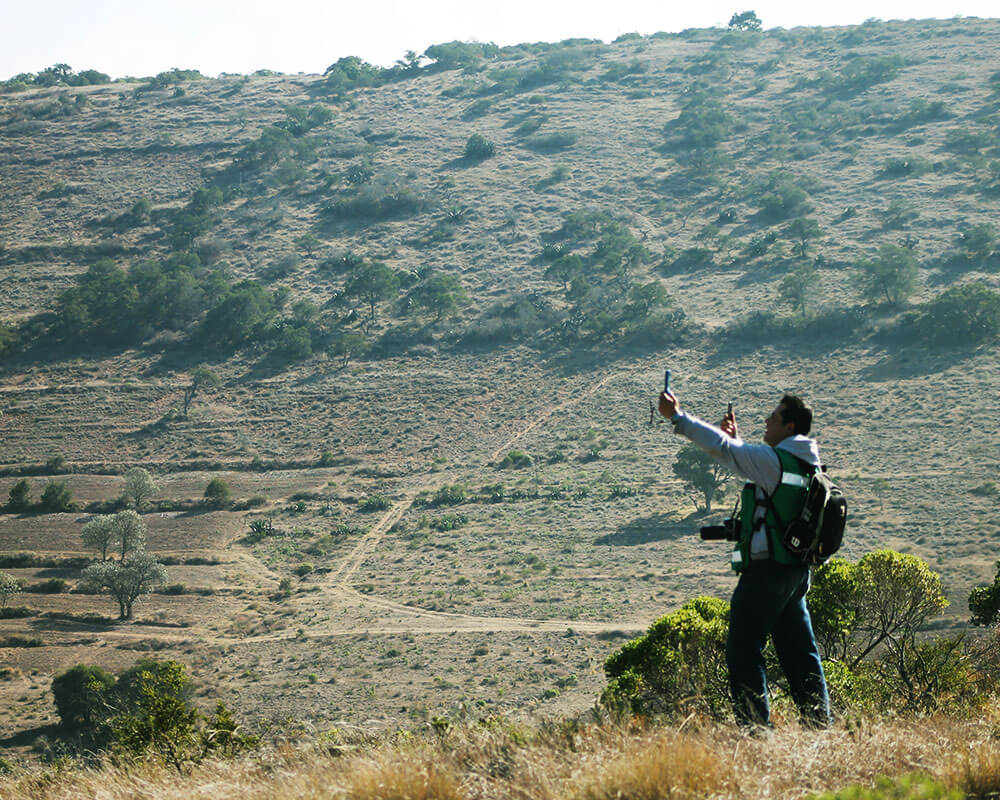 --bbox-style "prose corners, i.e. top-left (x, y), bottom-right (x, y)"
top-left (779, 394), bottom-right (812, 436)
